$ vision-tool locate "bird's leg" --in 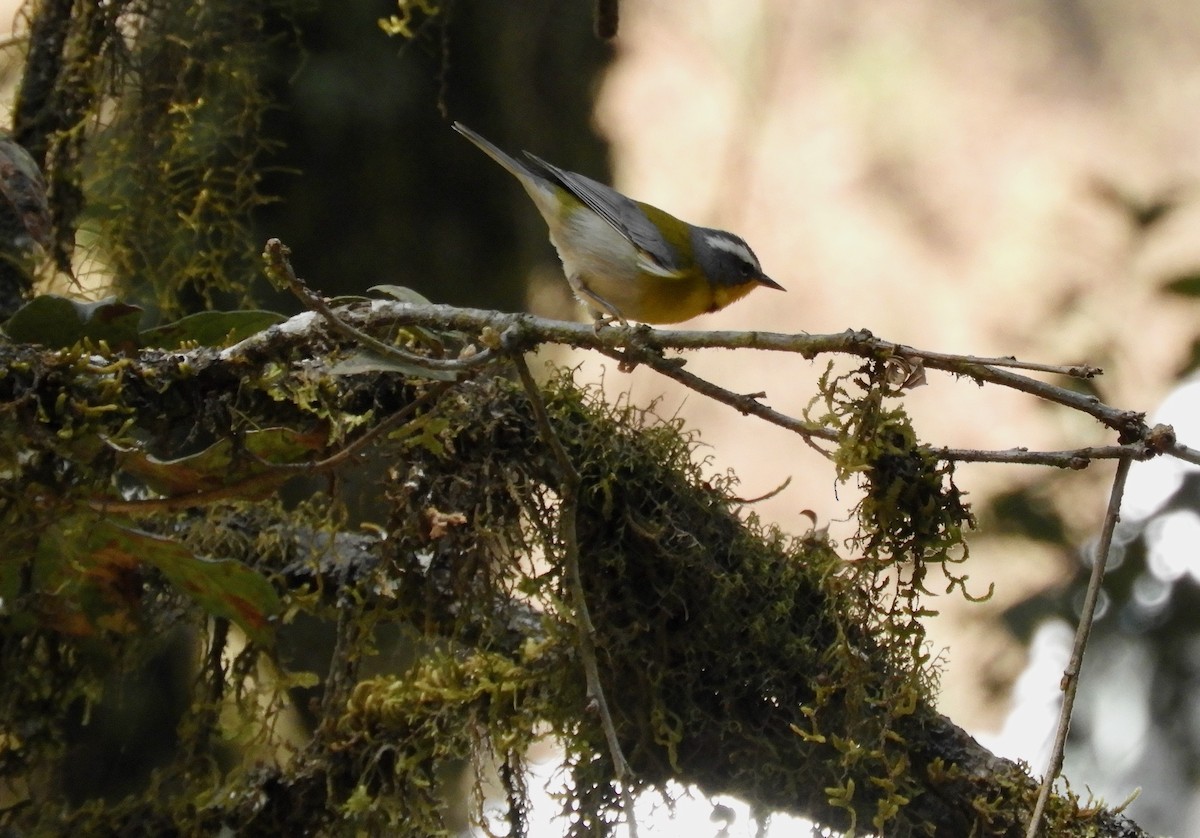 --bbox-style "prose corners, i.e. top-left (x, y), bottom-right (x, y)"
top-left (590, 311), bottom-right (620, 333)
top-left (567, 276), bottom-right (648, 372)
top-left (568, 275), bottom-right (628, 331)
